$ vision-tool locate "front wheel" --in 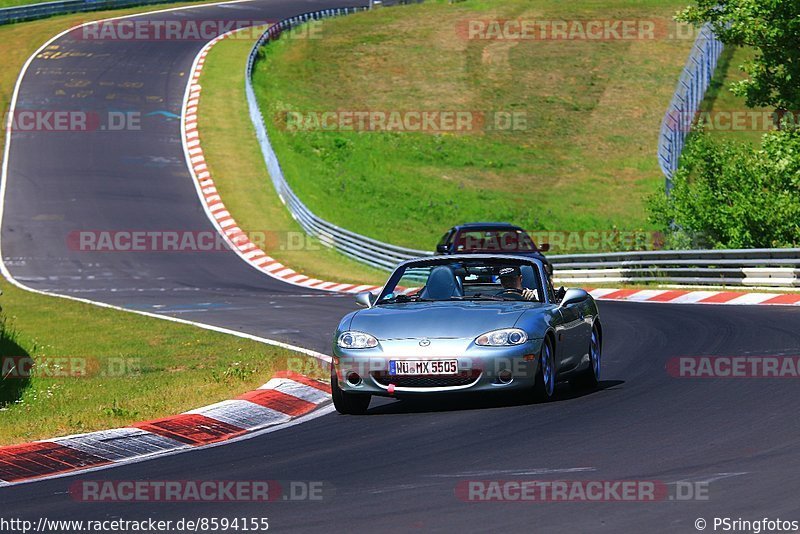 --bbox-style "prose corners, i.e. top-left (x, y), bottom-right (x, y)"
top-left (532, 337), bottom-right (556, 402)
top-left (570, 324), bottom-right (601, 390)
top-left (331, 369), bottom-right (371, 415)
